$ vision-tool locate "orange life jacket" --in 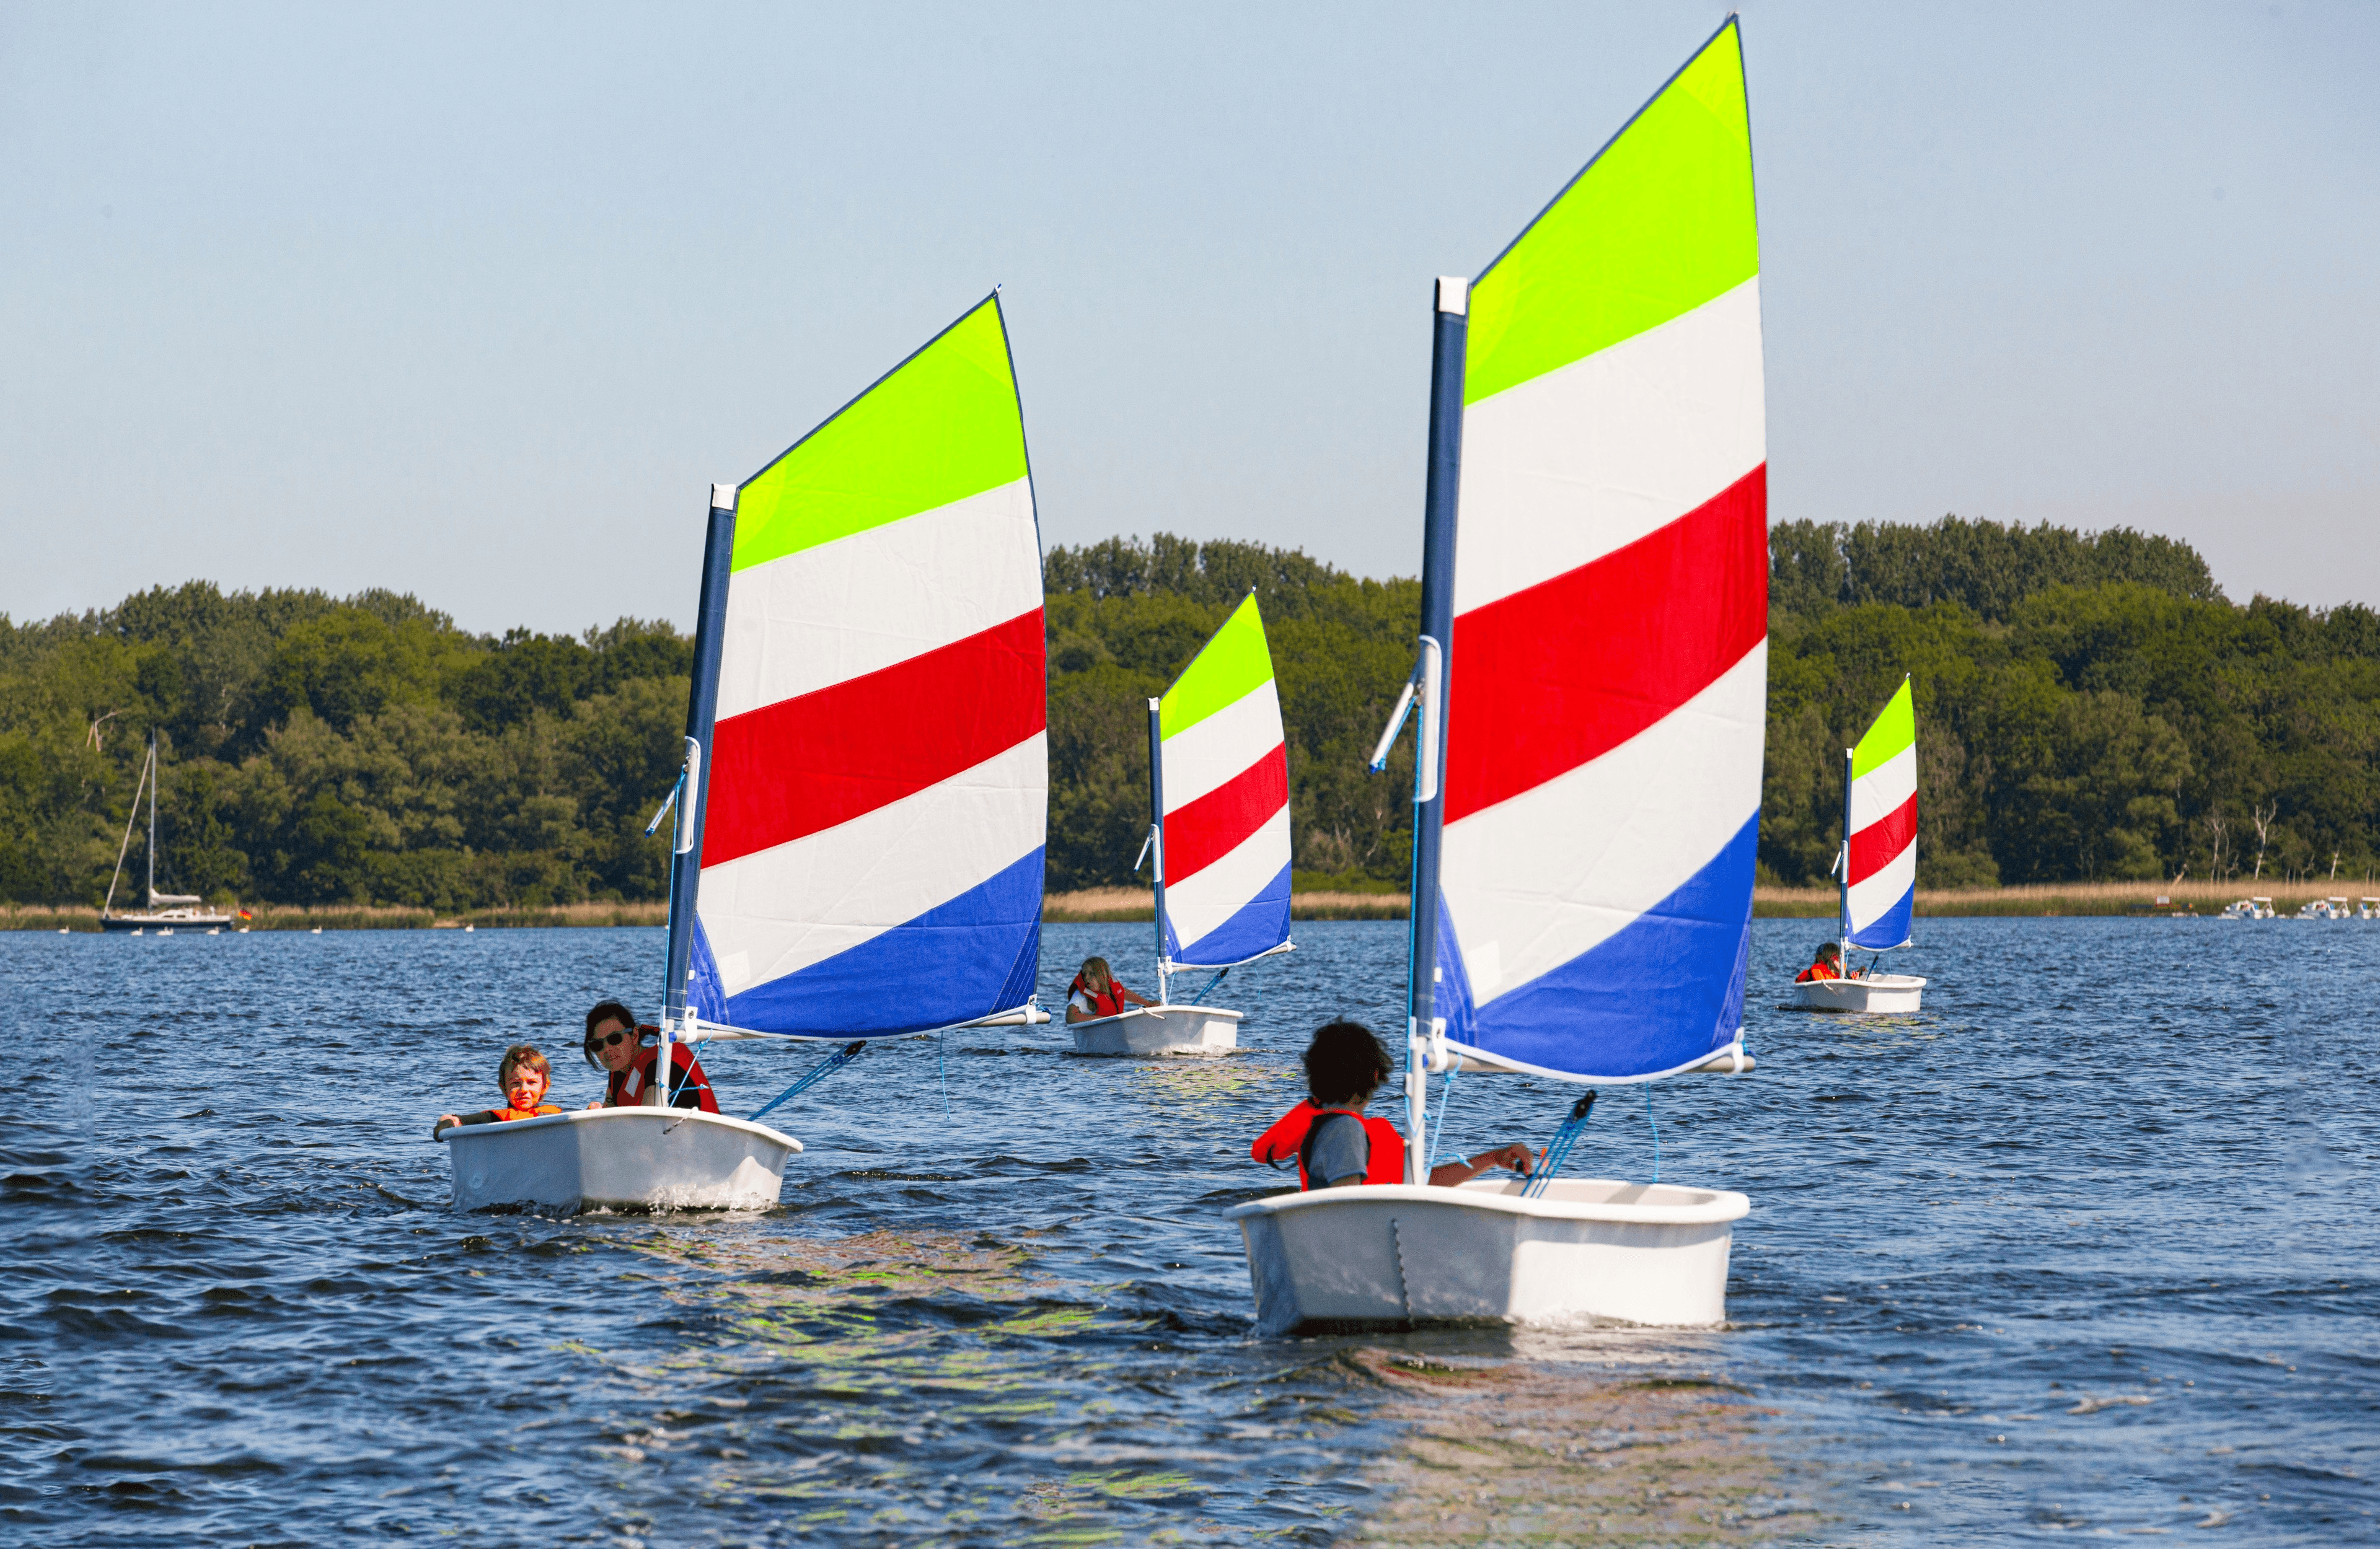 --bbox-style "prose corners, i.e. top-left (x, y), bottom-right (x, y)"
top-left (607, 1037), bottom-right (720, 1113)
top-left (1069, 973), bottom-right (1135, 1018)
top-left (1251, 1102), bottom-right (1407, 1188)
top-left (490, 1101), bottom-right (562, 1122)
top-left (1796, 960), bottom-right (1842, 982)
